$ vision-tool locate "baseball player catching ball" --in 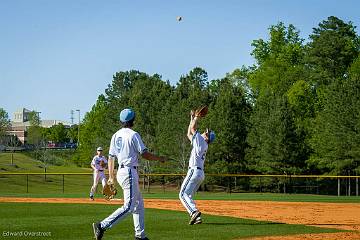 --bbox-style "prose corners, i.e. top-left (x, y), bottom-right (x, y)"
top-left (179, 109), bottom-right (215, 225)
top-left (92, 108), bottom-right (167, 240)
top-left (90, 147), bottom-right (108, 201)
